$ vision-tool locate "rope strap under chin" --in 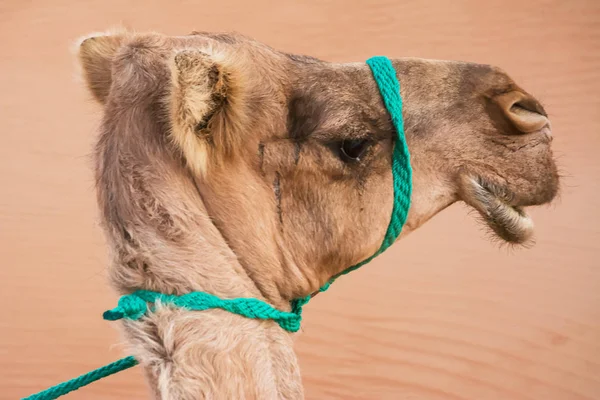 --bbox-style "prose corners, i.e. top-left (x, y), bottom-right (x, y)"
top-left (22, 55), bottom-right (411, 400)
